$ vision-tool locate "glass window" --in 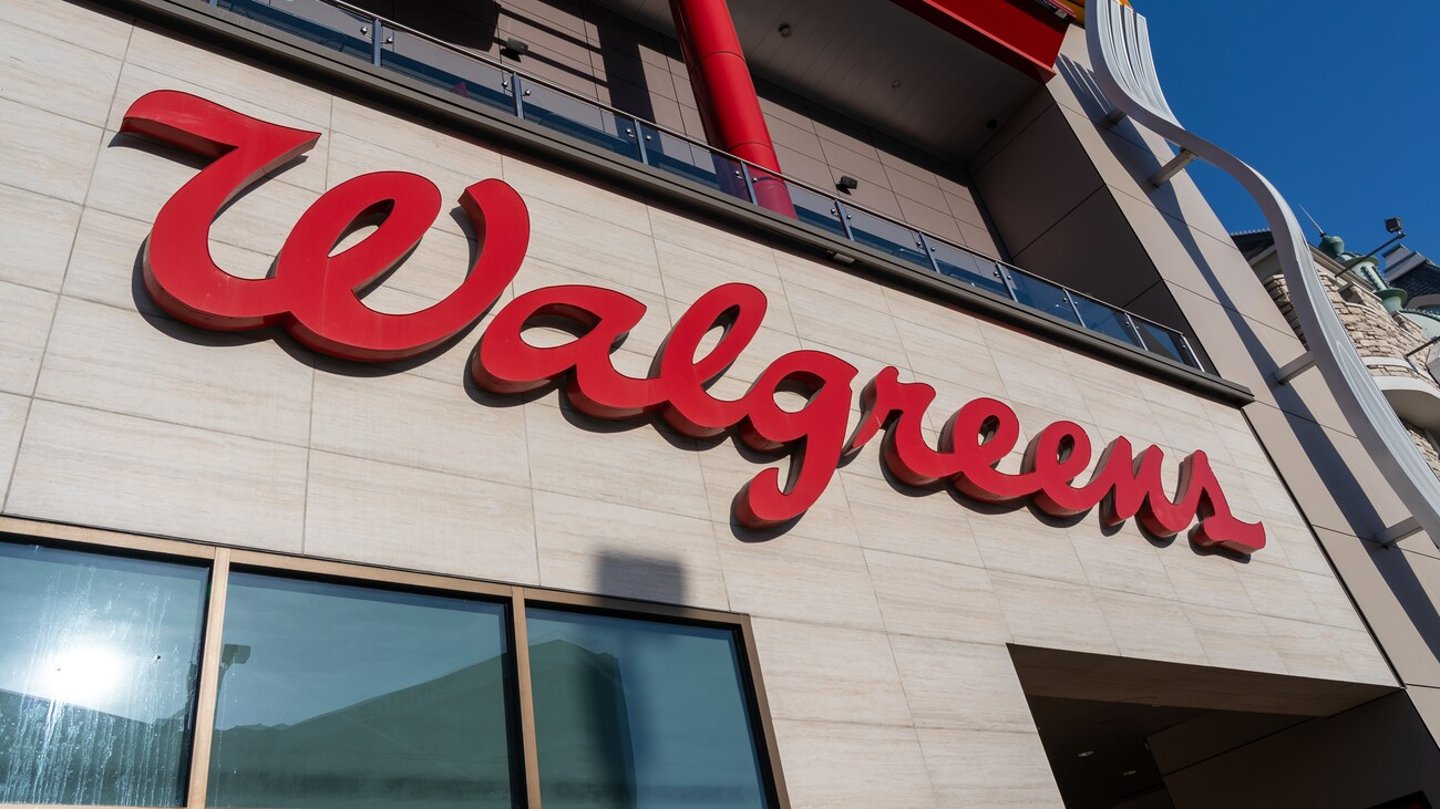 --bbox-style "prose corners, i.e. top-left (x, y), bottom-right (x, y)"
top-left (207, 573), bottom-right (518, 808)
top-left (0, 541), bottom-right (208, 806)
top-left (526, 608), bottom-right (770, 809)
